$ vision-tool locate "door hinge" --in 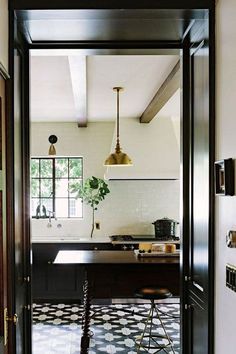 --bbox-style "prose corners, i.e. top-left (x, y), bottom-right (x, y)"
top-left (185, 303), bottom-right (194, 310)
top-left (24, 276), bottom-right (30, 283)
top-left (4, 308), bottom-right (18, 346)
top-left (24, 304), bottom-right (31, 310)
top-left (184, 275), bottom-right (191, 282)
